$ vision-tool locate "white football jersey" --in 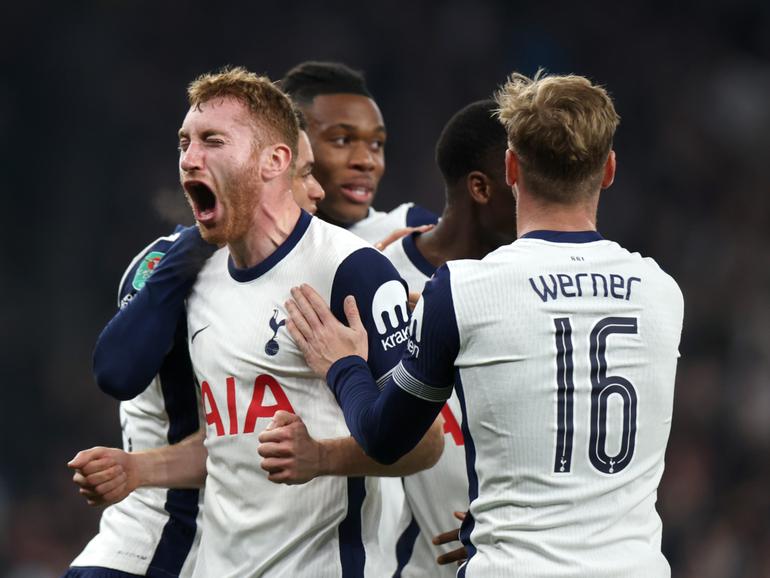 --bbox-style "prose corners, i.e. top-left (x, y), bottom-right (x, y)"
top-left (185, 211), bottom-right (411, 578)
top-left (71, 232), bottom-right (204, 578)
top-left (383, 234), bottom-right (469, 578)
top-left (347, 203), bottom-right (437, 245)
top-left (399, 231), bottom-right (683, 578)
